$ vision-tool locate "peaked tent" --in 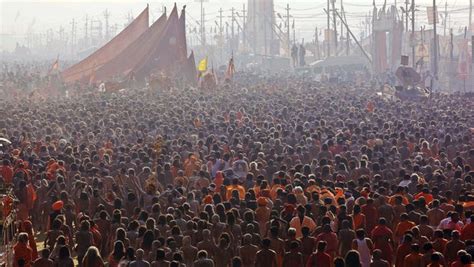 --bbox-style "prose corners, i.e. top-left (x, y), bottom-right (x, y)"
top-left (133, 5), bottom-right (188, 80)
top-left (94, 12), bottom-right (168, 81)
top-left (62, 6), bottom-right (149, 83)
top-left (176, 5), bottom-right (188, 61)
top-left (184, 50), bottom-right (197, 85)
